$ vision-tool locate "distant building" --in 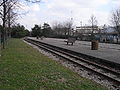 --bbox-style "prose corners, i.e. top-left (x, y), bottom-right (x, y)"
top-left (75, 26), bottom-right (99, 40)
top-left (98, 27), bottom-right (119, 42)
top-left (75, 26), bottom-right (120, 43)
top-left (76, 26), bottom-right (99, 34)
